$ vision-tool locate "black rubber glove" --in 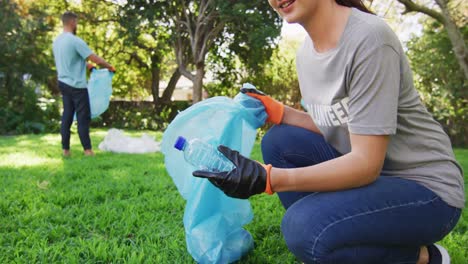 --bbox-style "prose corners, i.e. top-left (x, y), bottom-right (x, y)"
top-left (192, 145), bottom-right (273, 199)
